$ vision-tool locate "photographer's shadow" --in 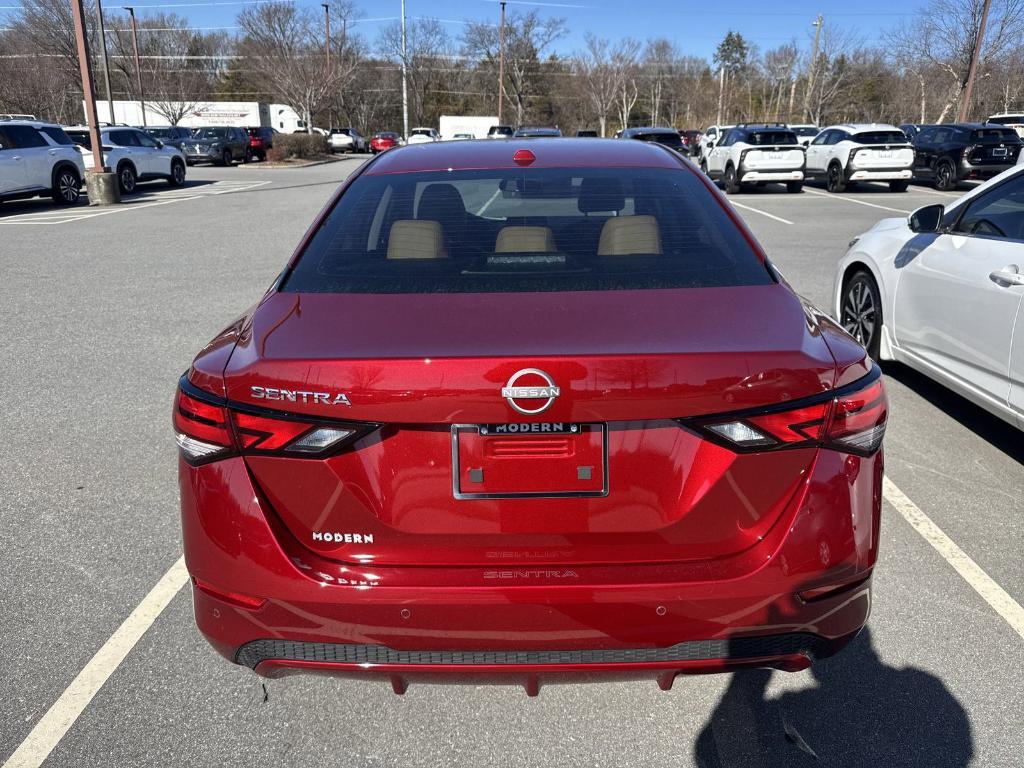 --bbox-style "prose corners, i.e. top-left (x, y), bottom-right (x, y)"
top-left (694, 627), bottom-right (973, 767)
